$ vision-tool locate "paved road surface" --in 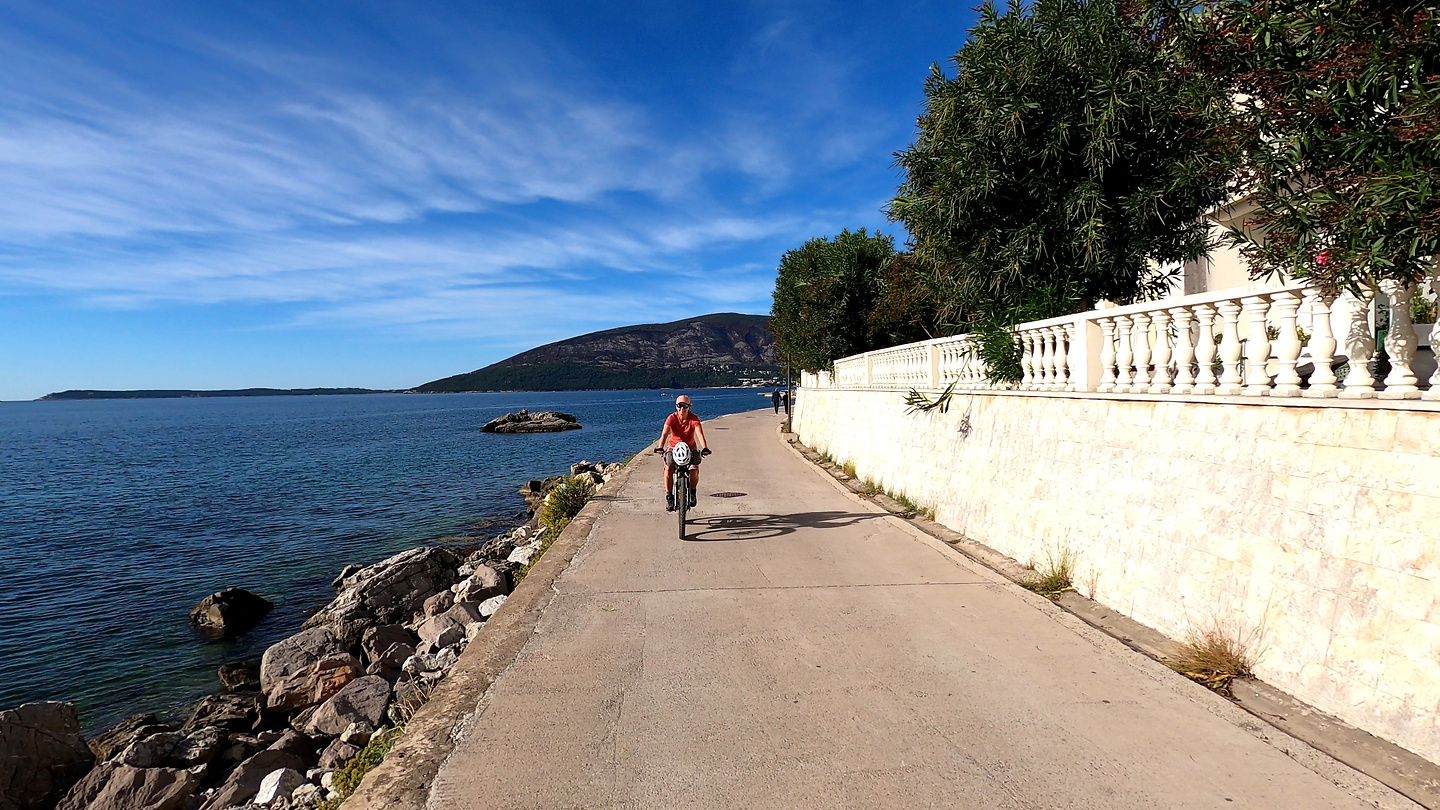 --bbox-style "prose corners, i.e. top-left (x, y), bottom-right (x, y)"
top-left (429, 409), bottom-right (1386, 809)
